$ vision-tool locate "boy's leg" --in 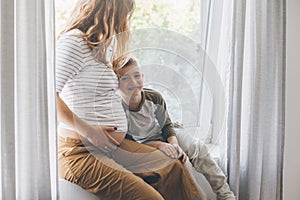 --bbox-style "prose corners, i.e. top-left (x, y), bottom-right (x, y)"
top-left (112, 139), bottom-right (204, 200)
top-left (58, 137), bottom-right (164, 200)
top-left (184, 158), bottom-right (209, 198)
top-left (176, 132), bottom-right (236, 200)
